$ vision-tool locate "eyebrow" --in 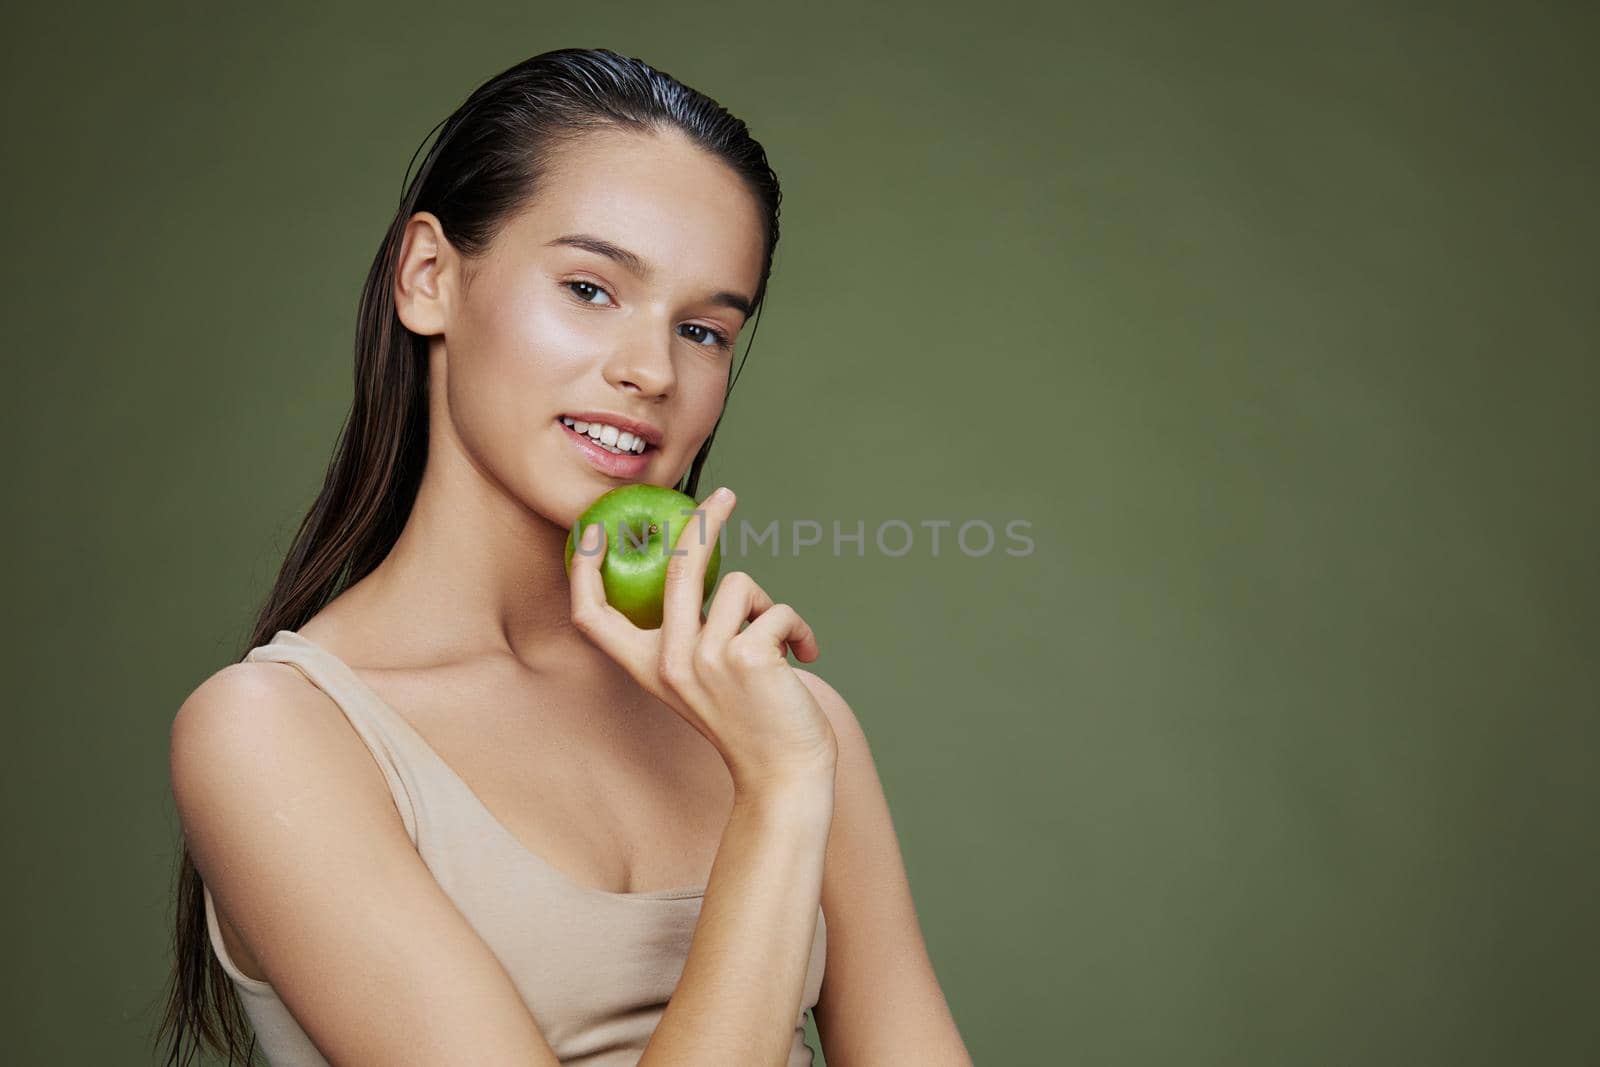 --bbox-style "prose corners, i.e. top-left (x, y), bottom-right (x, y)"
top-left (545, 232), bottom-right (755, 320)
